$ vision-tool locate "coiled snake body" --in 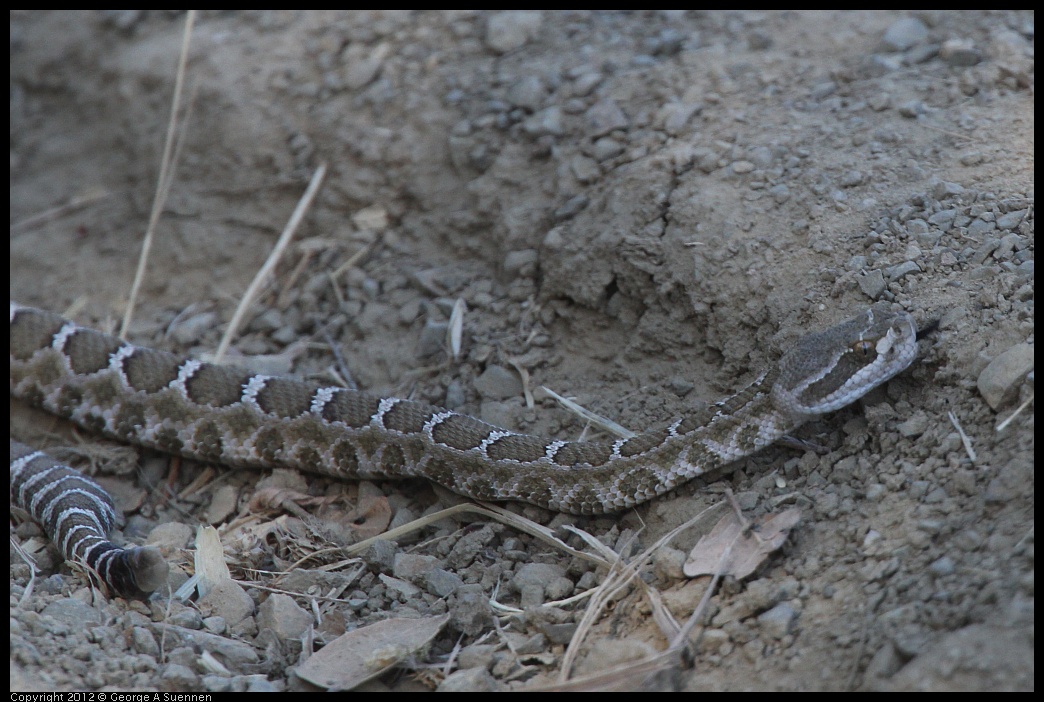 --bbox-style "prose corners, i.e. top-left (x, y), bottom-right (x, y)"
top-left (10, 303), bottom-right (918, 594)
